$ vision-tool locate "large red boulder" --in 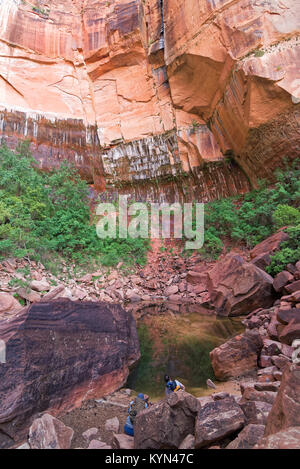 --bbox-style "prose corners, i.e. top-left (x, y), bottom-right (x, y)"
top-left (0, 299), bottom-right (140, 448)
top-left (265, 363), bottom-right (300, 436)
top-left (208, 254), bottom-right (274, 316)
top-left (278, 319), bottom-right (300, 345)
top-left (210, 330), bottom-right (263, 380)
